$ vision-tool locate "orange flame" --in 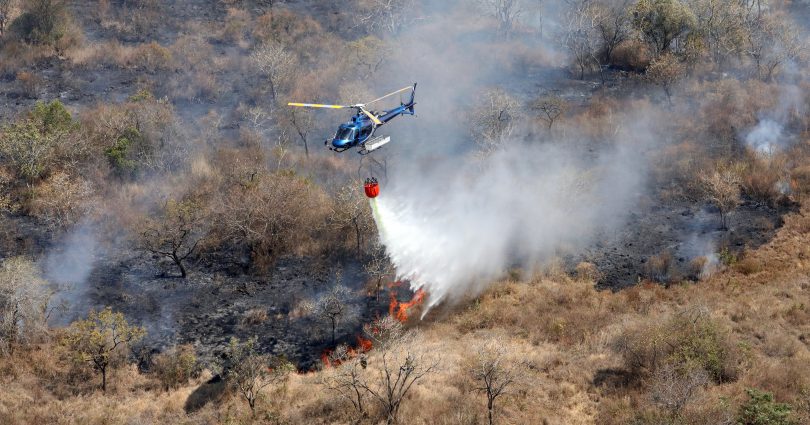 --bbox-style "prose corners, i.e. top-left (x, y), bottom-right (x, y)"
top-left (320, 335), bottom-right (374, 368)
top-left (389, 289), bottom-right (426, 322)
